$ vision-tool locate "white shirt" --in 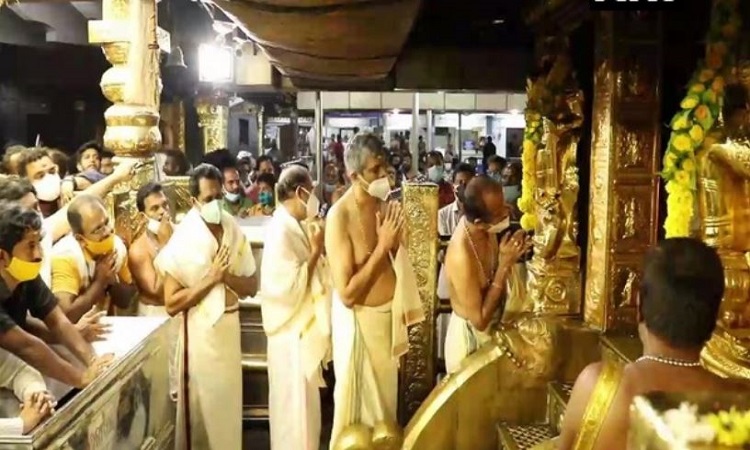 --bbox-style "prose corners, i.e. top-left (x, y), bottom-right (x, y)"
top-left (0, 350), bottom-right (48, 435)
top-left (438, 201), bottom-right (461, 237)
